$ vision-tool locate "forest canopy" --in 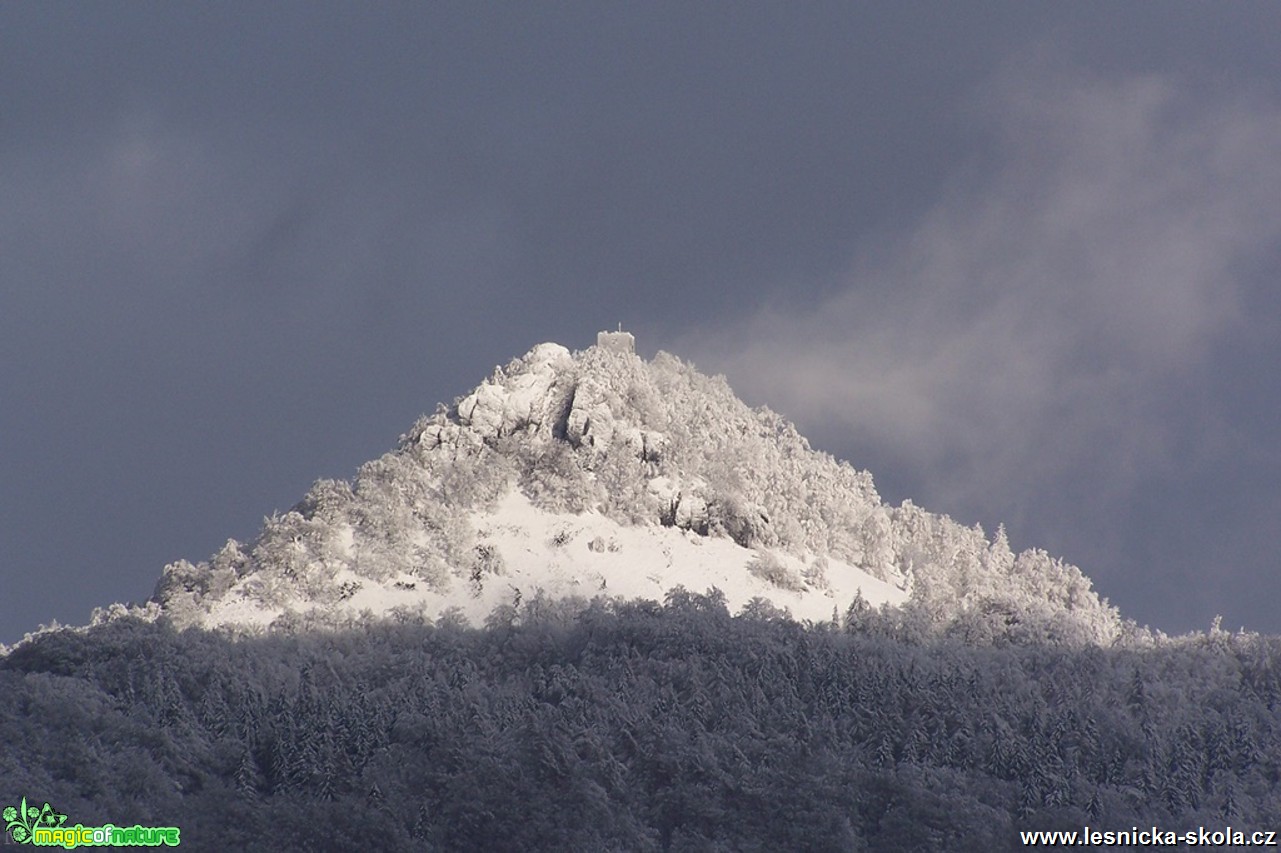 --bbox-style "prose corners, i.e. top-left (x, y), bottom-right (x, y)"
top-left (2, 593), bottom-right (1277, 851)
